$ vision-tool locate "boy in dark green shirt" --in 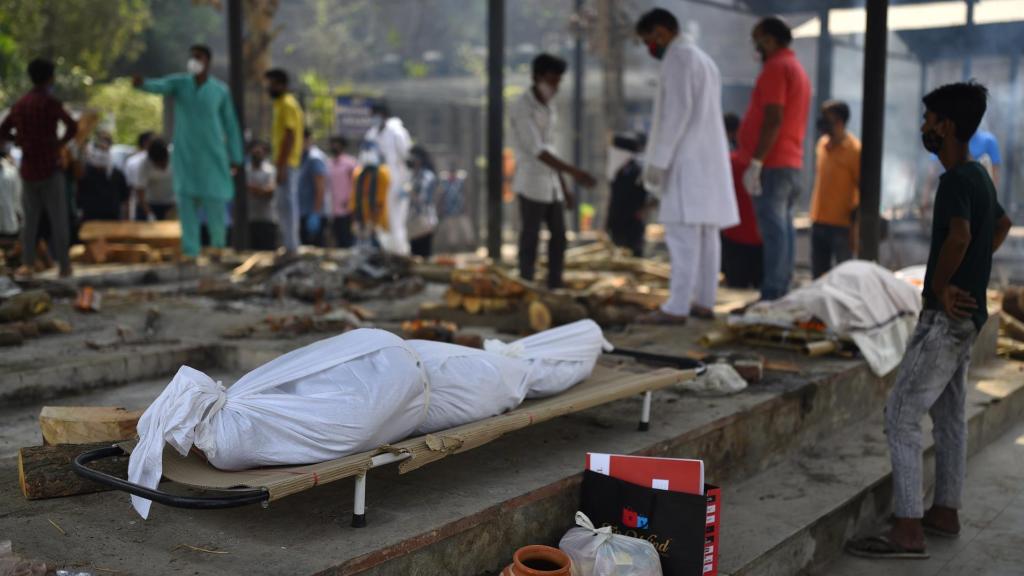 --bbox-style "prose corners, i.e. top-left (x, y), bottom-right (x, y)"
top-left (848, 82), bottom-right (1012, 560)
